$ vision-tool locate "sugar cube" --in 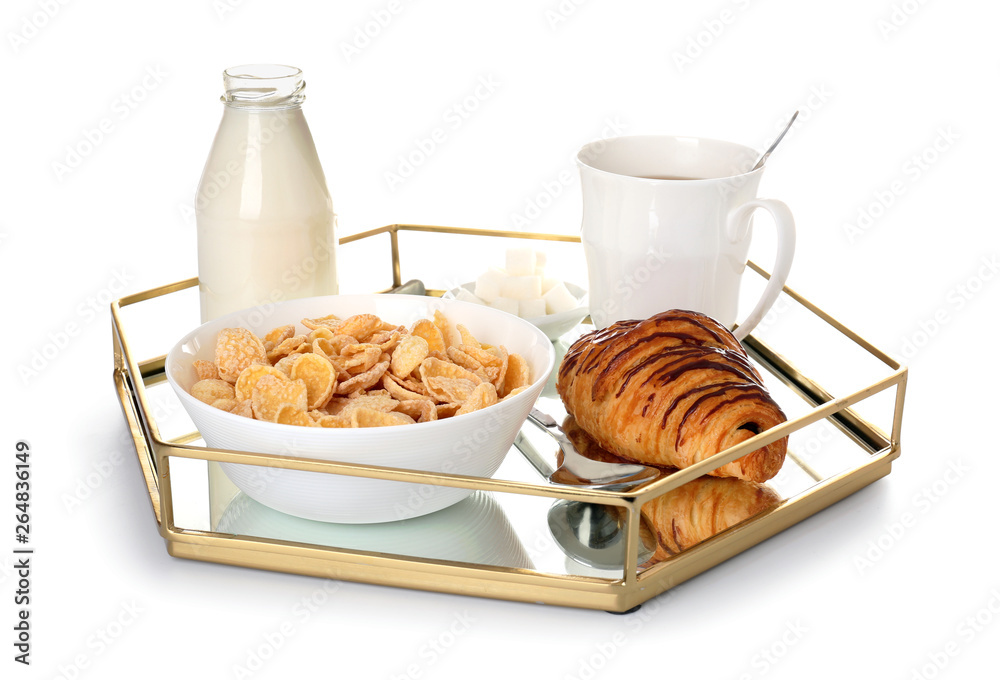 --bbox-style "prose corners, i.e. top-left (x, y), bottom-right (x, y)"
top-left (499, 275), bottom-right (542, 300)
top-left (505, 248), bottom-right (537, 276)
top-left (533, 250), bottom-right (547, 277)
top-left (475, 267), bottom-right (505, 302)
top-left (518, 298), bottom-right (547, 319)
top-left (543, 282), bottom-right (579, 315)
top-left (455, 288), bottom-right (485, 305)
top-left (541, 276), bottom-right (560, 294)
top-left (487, 297), bottom-right (519, 316)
